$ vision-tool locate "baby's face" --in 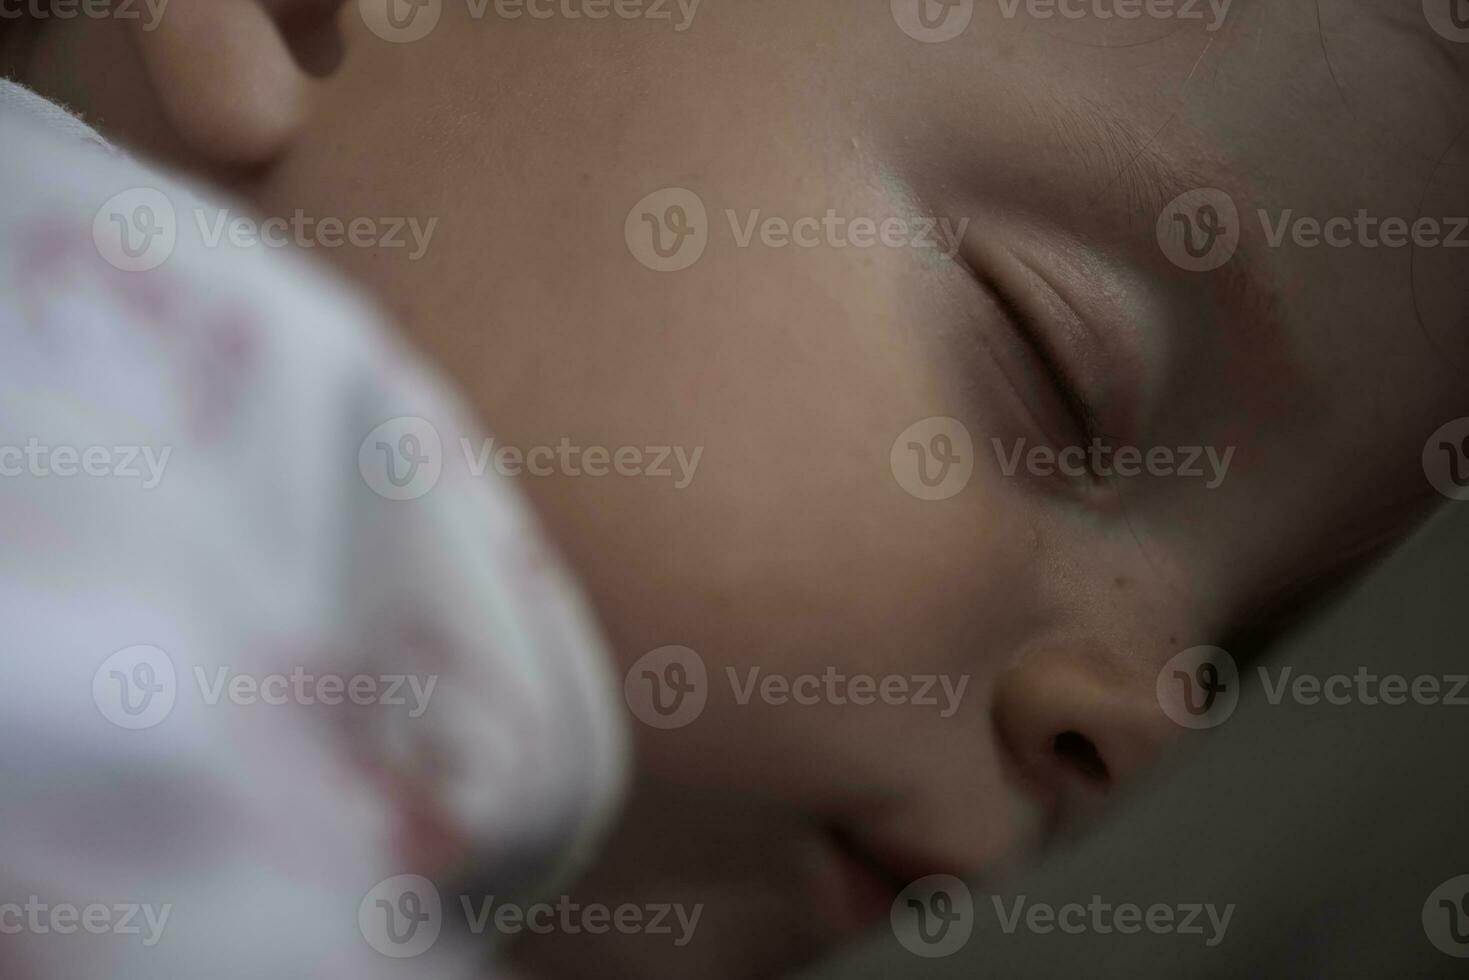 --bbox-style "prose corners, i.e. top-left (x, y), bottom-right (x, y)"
top-left (251, 2), bottom-right (1466, 974)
